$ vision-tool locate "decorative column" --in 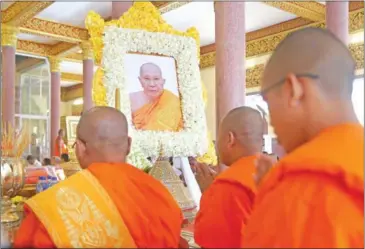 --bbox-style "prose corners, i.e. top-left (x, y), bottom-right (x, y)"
top-left (112, 1), bottom-right (133, 19)
top-left (326, 2), bottom-right (349, 45)
top-left (1, 25), bottom-right (19, 127)
top-left (80, 41), bottom-right (94, 111)
top-left (214, 2), bottom-right (246, 134)
top-left (49, 57), bottom-right (61, 157)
